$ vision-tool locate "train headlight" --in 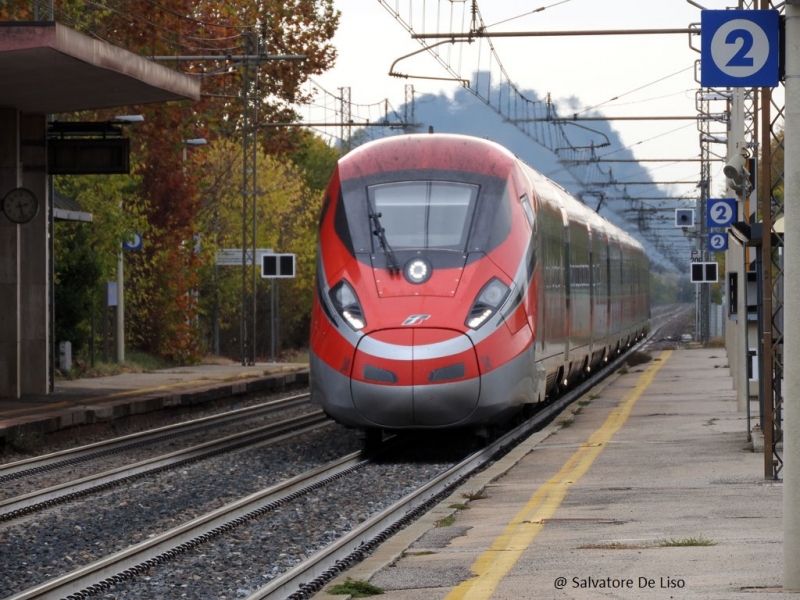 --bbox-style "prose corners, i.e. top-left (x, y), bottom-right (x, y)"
top-left (465, 278), bottom-right (510, 329)
top-left (330, 280), bottom-right (366, 330)
top-left (404, 257), bottom-right (432, 284)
